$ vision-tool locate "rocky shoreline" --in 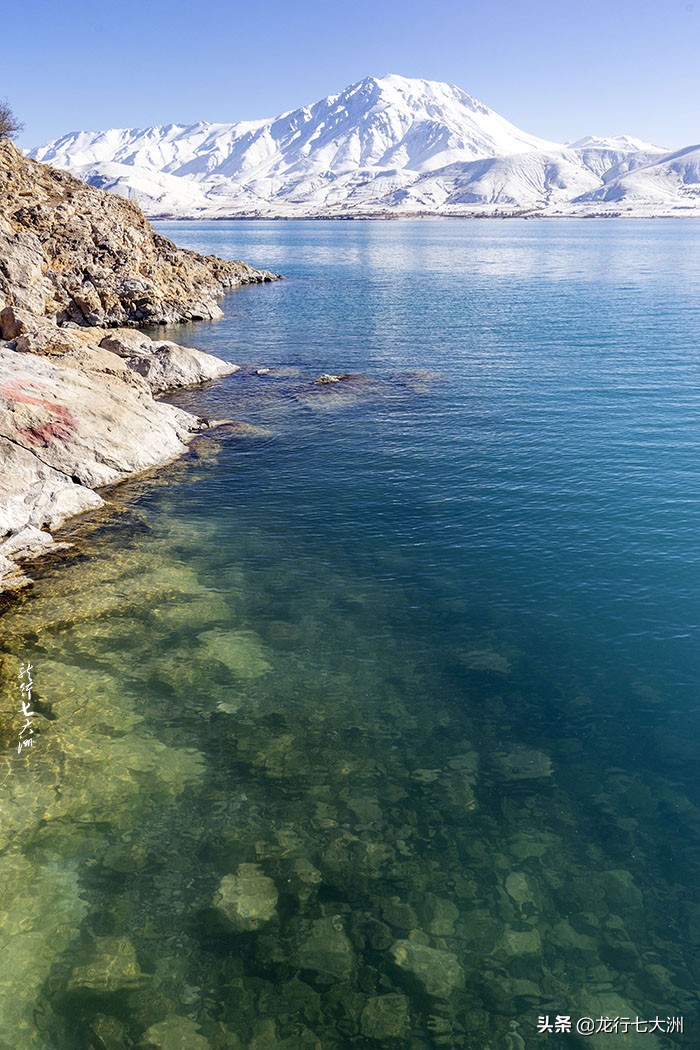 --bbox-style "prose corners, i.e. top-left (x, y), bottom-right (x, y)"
top-left (0, 140), bottom-right (280, 597)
